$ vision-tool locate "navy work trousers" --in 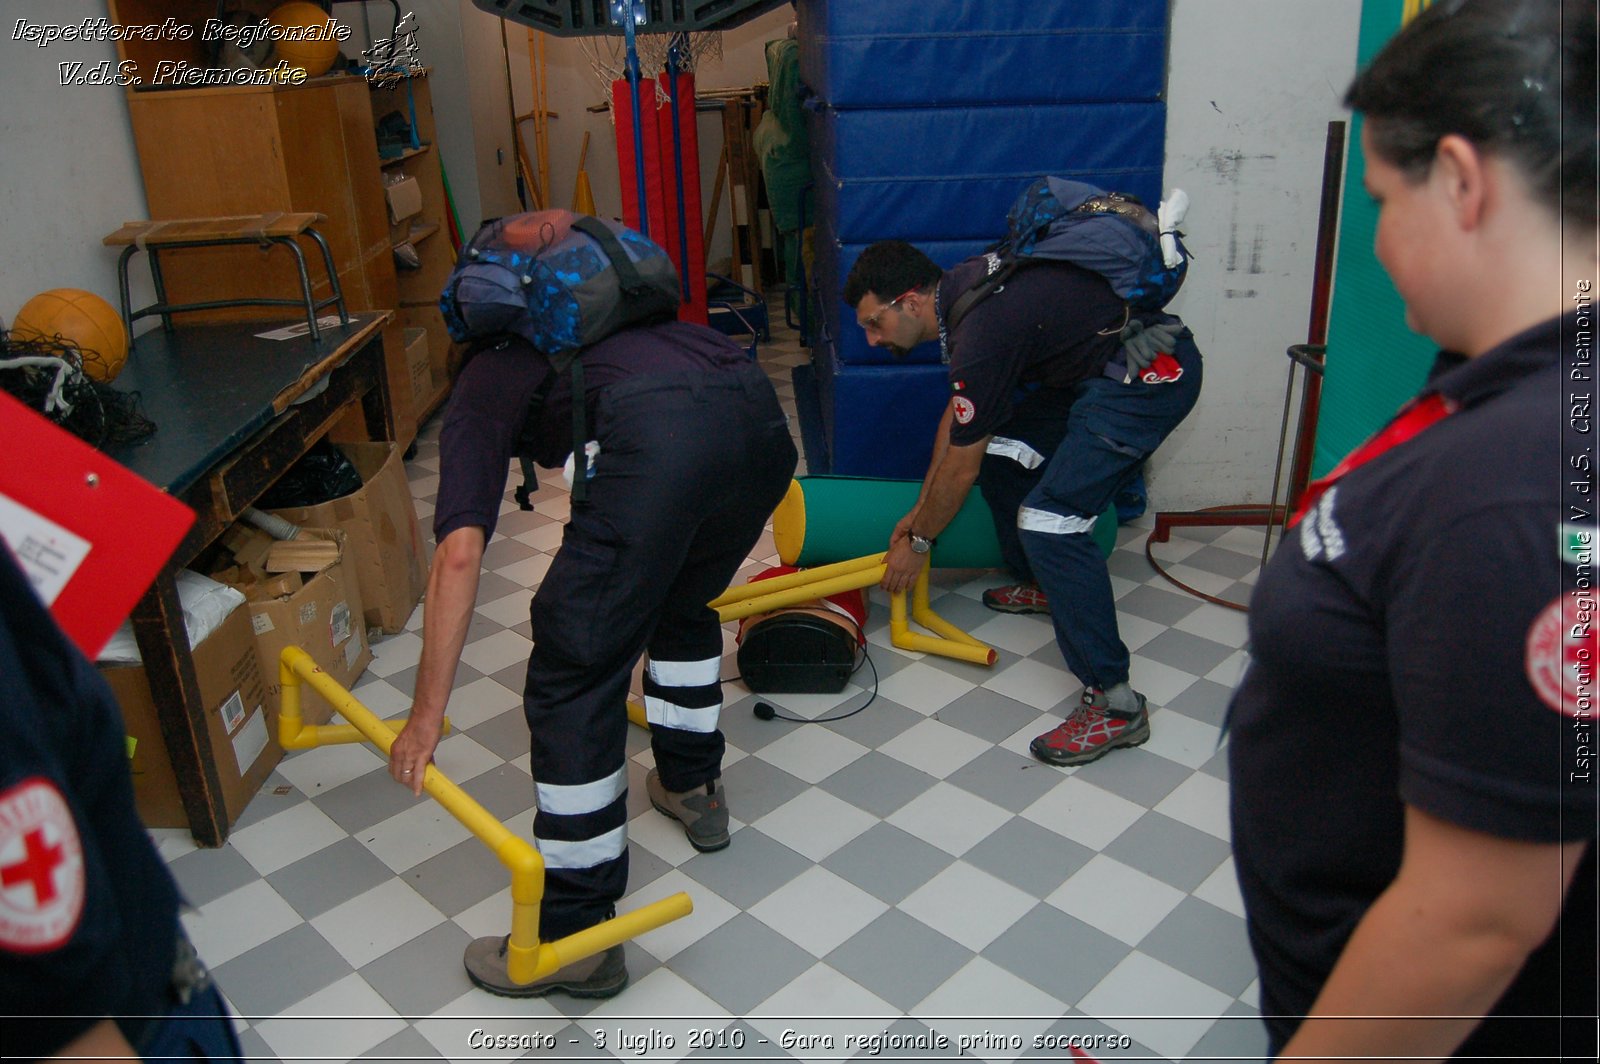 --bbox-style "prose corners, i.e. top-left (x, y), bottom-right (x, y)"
top-left (524, 361), bottom-right (796, 939)
top-left (979, 335), bottom-right (1202, 690)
